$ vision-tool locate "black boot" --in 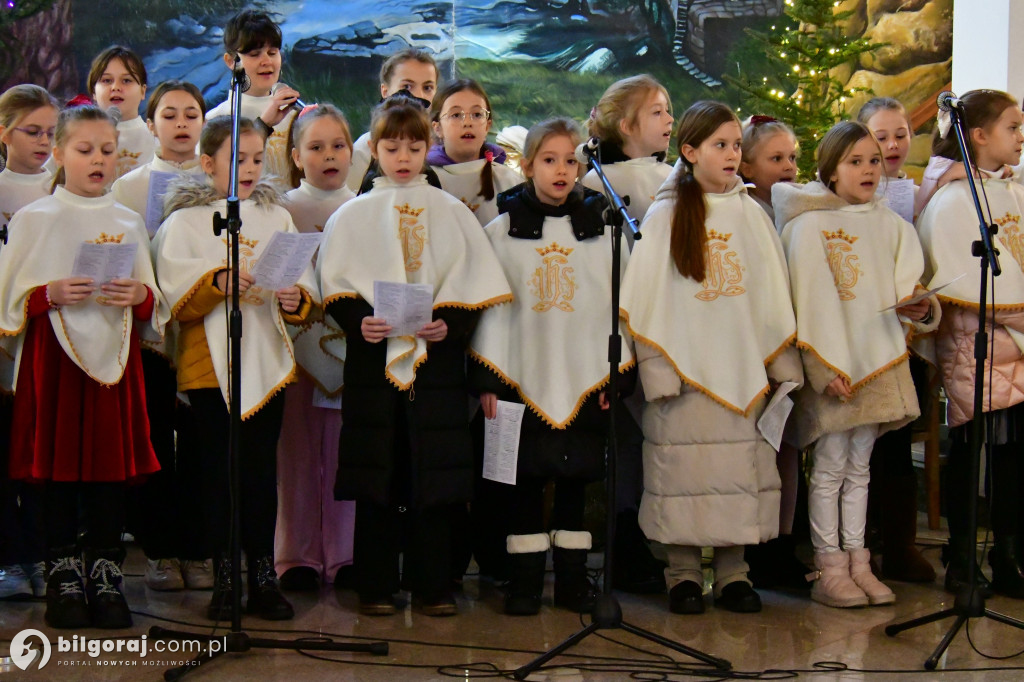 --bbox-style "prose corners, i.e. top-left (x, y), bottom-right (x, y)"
top-left (989, 537), bottom-right (1024, 599)
top-left (206, 554), bottom-right (233, 621)
top-left (551, 530), bottom-right (597, 613)
top-left (504, 534), bottom-right (548, 616)
top-left (45, 546), bottom-right (90, 629)
top-left (747, 536), bottom-right (812, 591)
top-left (247, 556), bottom-right (294, 620)
top-left (880, 474), bottom-right (936, 582)
top-left (943, 535), bottom-right (993, 597)
top-left (84, 547), bottom-right (132, 629)
top-left (612, 510), bottom-right (666, 594)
